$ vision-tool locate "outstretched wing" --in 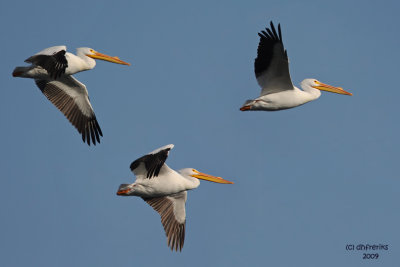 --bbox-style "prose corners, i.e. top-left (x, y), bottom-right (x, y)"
top-left (130, 144), bottom-right (174, 179)
top-left (26, 46), bottom-right (68, 79)
top-left (34, 75), bottom-right (102, 145)
top-left (254, 21), bottom-right (294, 95)
top-left (142, 191), bottom-right (187, 251)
